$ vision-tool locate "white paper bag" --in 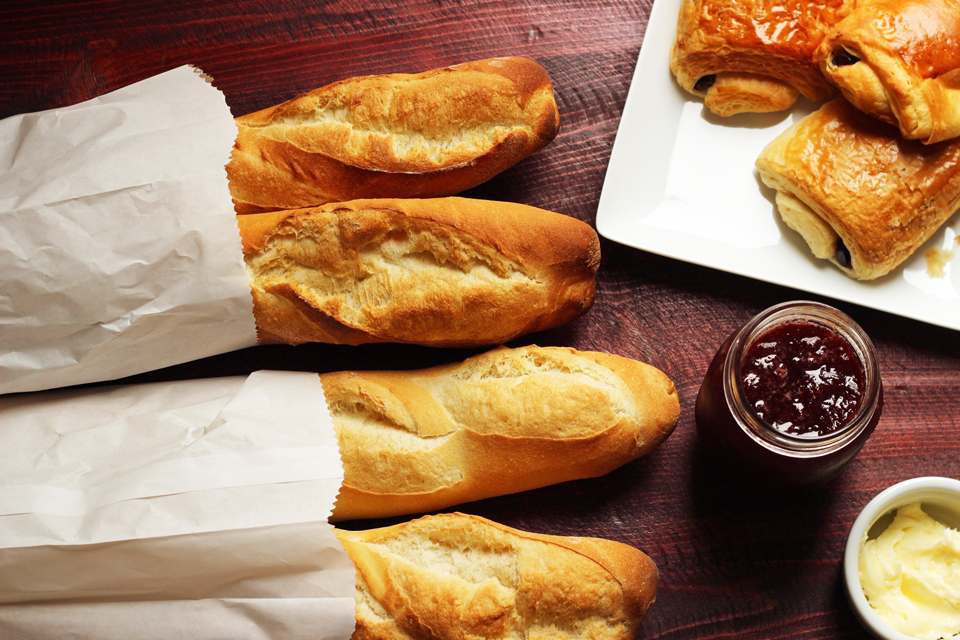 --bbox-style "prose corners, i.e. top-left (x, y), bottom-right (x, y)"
top-left (0, 371), bottom-right (355, 640)
top-left (0, 66), bottom-right (257, 395)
